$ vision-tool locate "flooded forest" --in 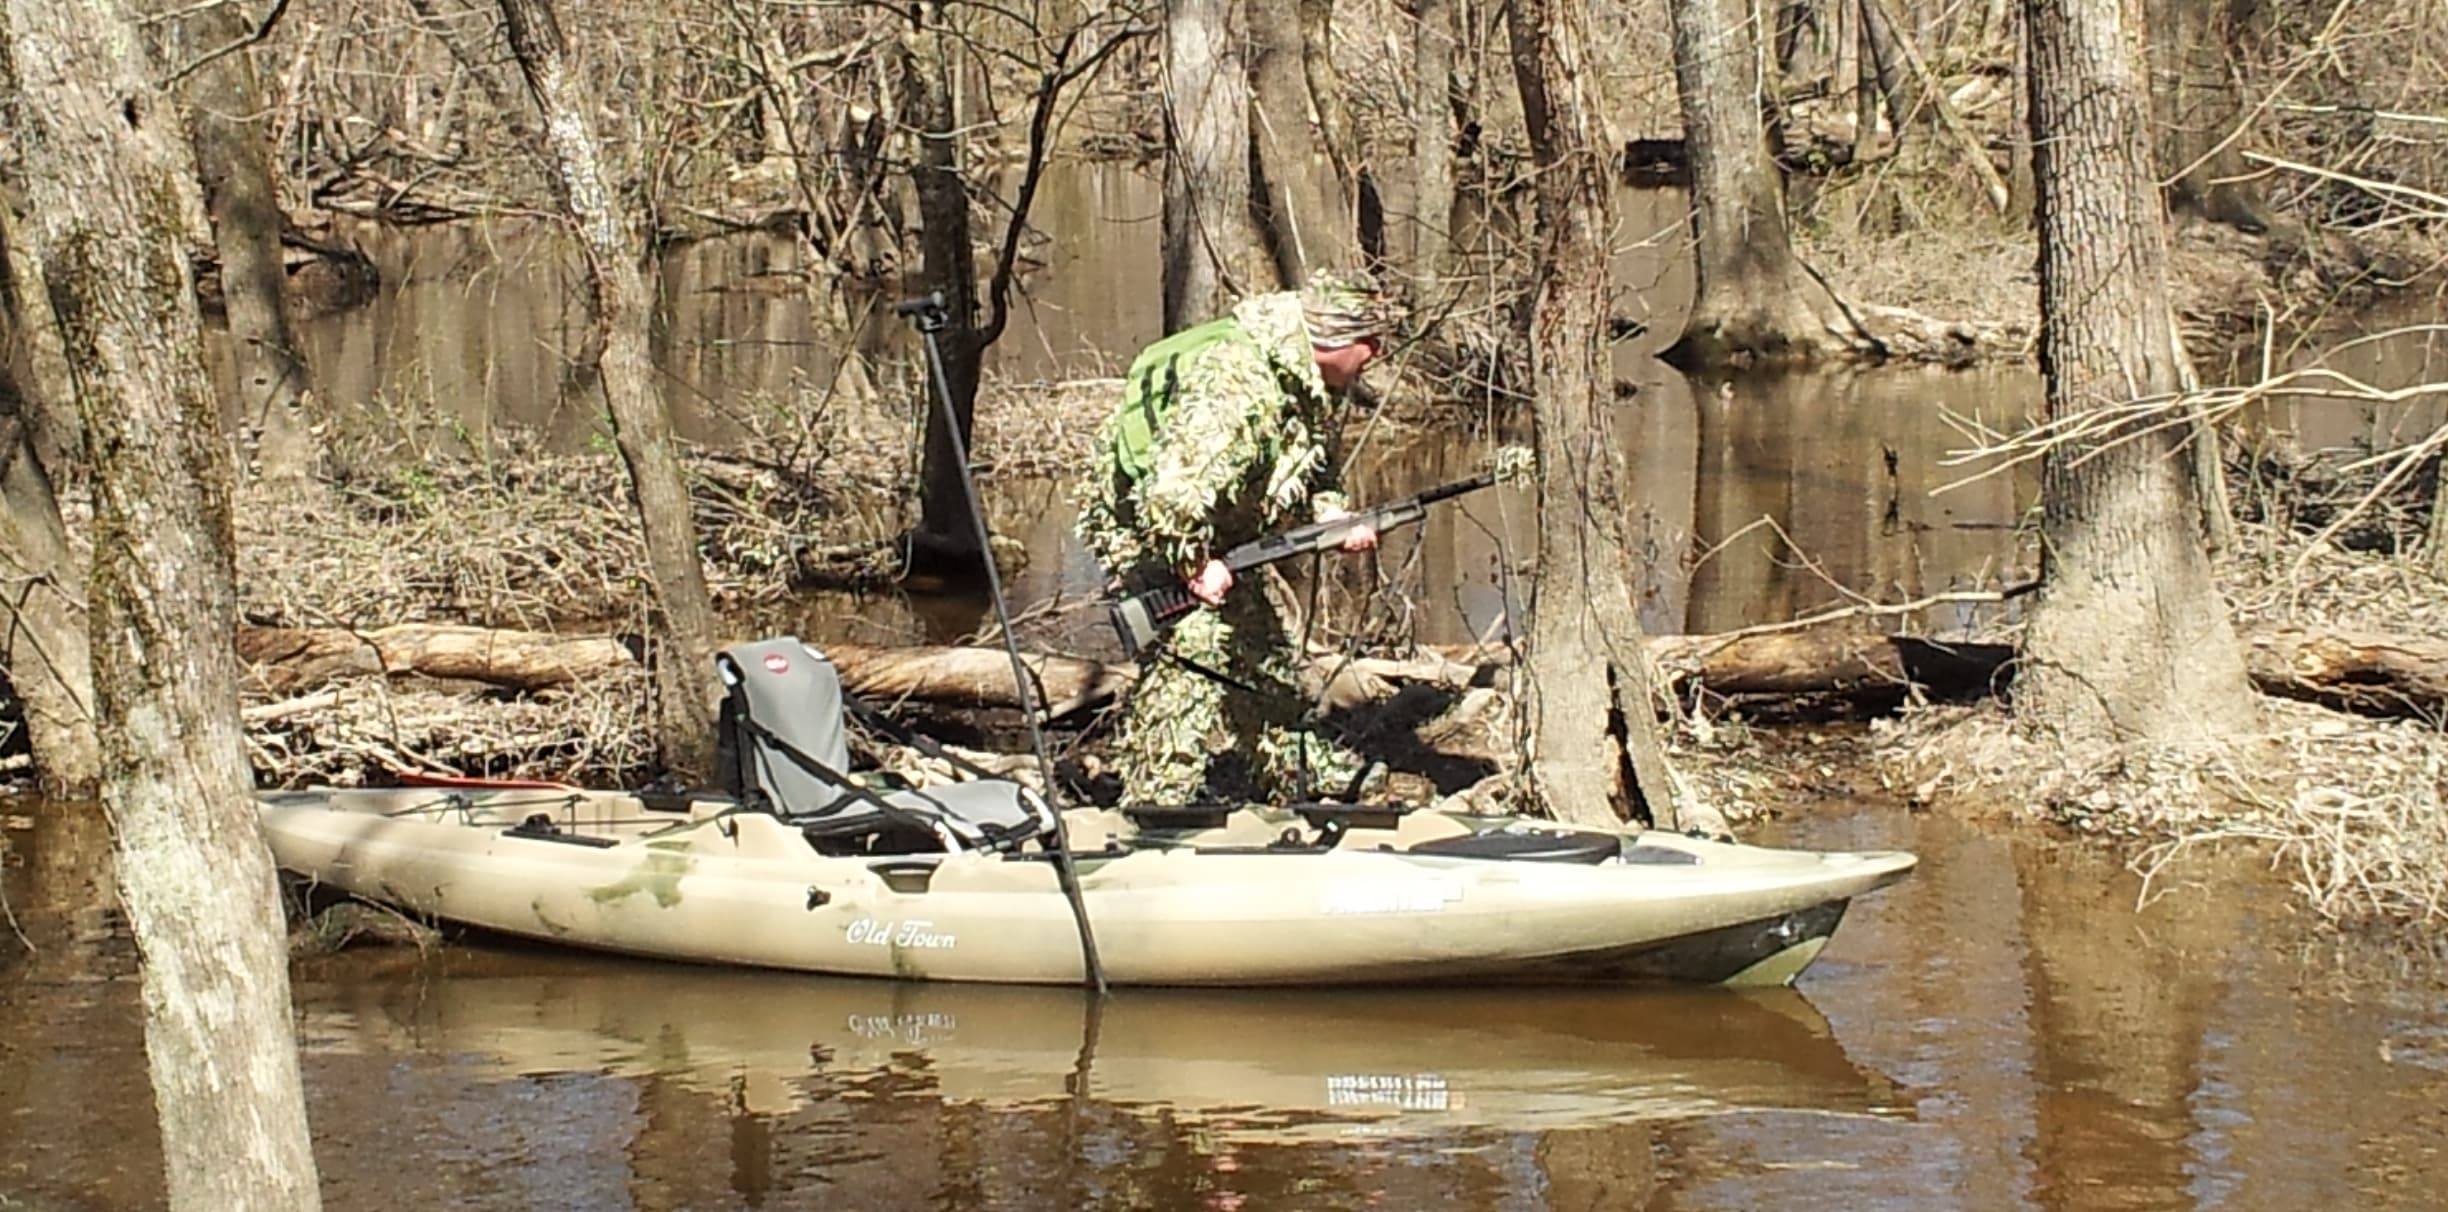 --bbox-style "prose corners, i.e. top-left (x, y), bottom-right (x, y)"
top-left (4, 0), bottom-right (2448, 1206)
